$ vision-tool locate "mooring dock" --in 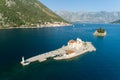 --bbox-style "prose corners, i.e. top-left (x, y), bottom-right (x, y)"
top-left (21, 47), bottom-right (67, 66)
top-left (26, 48), bottom-right (66, 62)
